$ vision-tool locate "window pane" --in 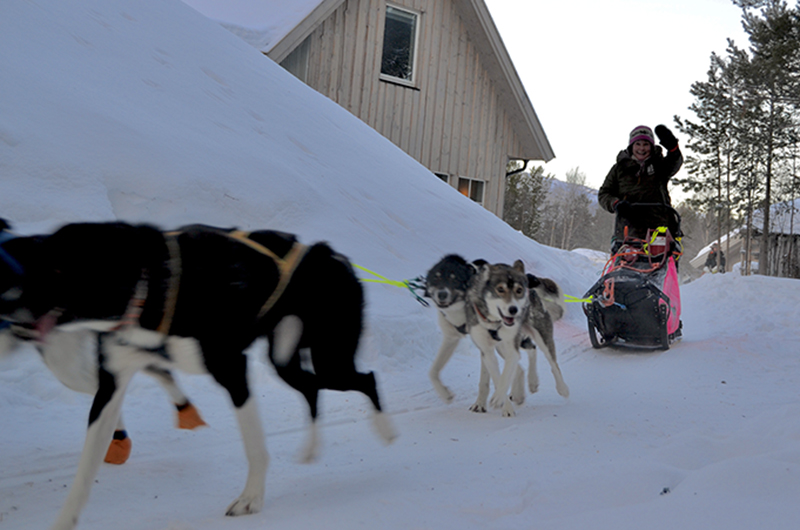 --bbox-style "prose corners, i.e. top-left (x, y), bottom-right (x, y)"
top-left (458, 178), bottom-right (470, 196)
top-left (381, 6), bottom-right (416, 81)
top-left (434, 172), bottom-right (449, 183)
top-left (470, 180), bottom-right (484, 204)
